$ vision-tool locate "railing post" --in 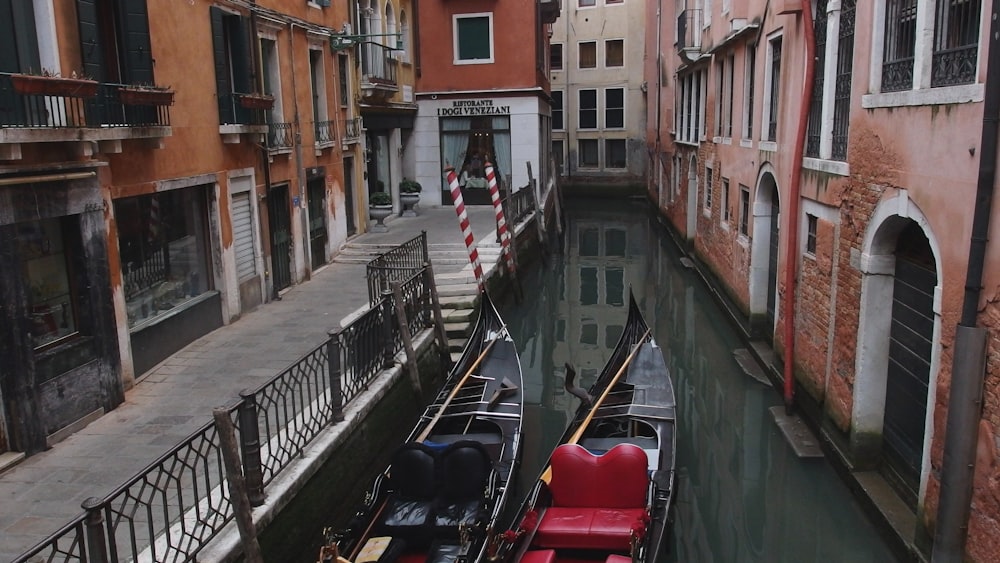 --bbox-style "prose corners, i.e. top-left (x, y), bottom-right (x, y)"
top-left (381, 289), bottom-right (396, 368)
top-left (326, 329), bottom-right (346, 422)
top-left (422, 263), bottom-right (434, 327)
top-left (421, 230), bottom-right (429, 264)
top-left (82, 497), bottom-right (110, 563)
top-left (237, 392), bottom-right (266, 507)
top-left (391, 281), bottom-right (423, 394)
